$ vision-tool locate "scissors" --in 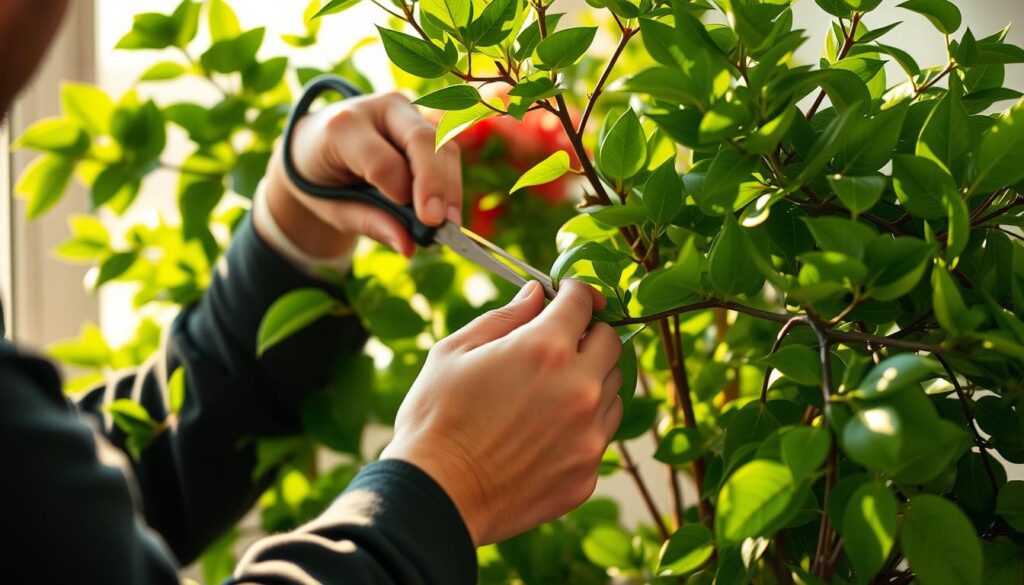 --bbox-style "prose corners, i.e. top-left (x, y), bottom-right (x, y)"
top-left (282, 75), bottom-right (557, 300)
